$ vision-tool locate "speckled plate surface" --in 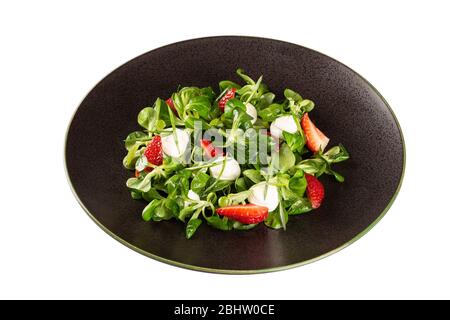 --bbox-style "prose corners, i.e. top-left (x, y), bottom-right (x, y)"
top-left (65, 36), bottom-right (405, 274)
